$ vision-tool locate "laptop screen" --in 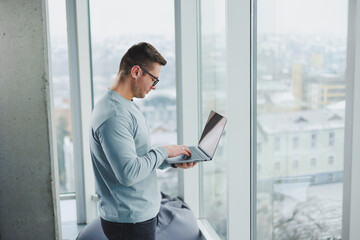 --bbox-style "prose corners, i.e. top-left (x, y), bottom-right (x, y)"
top-left (198, 111), bottom-right (227, 158)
